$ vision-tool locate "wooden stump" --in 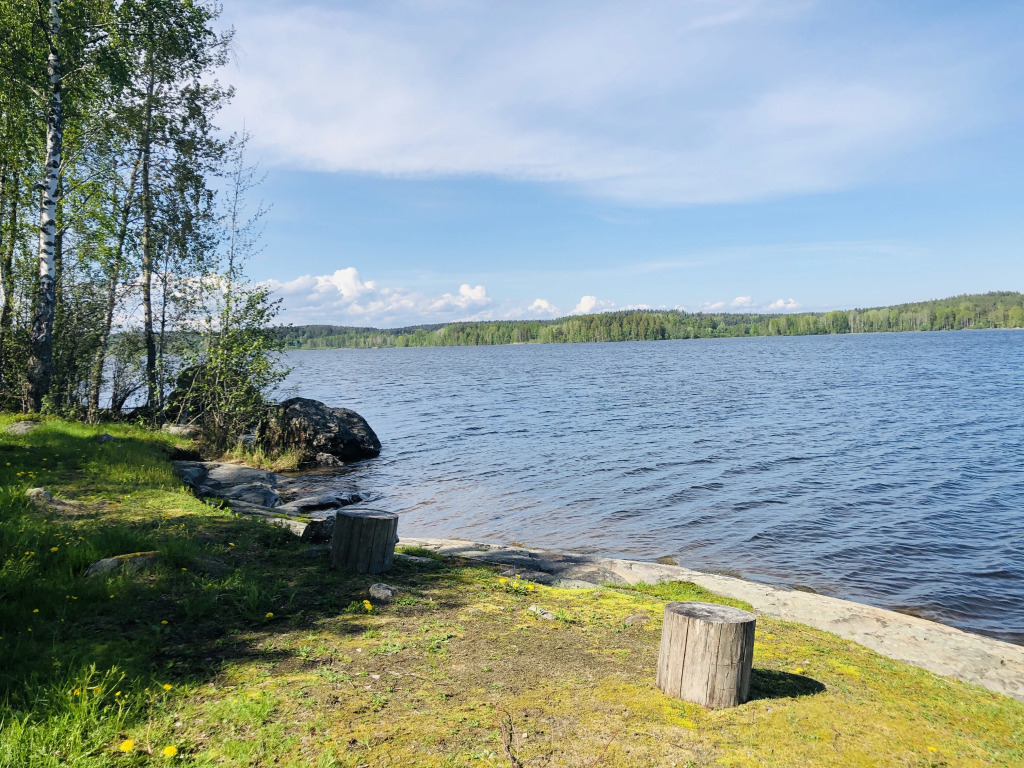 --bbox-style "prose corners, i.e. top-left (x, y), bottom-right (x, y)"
top-left (656, 602), bottom-right (756, 708)
top-left (329, 509), bottom-right (398, 575)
